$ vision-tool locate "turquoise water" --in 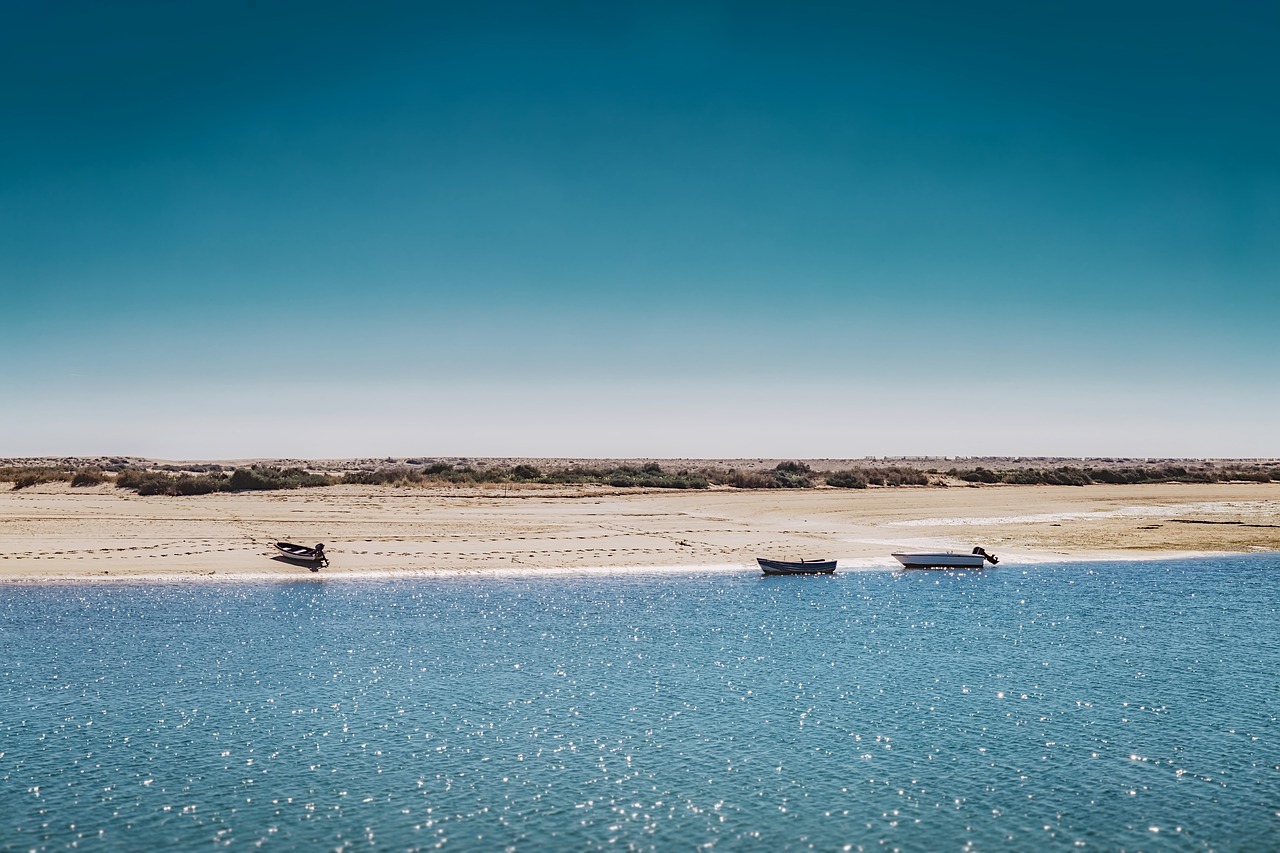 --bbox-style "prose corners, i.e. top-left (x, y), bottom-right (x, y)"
top-left (2, 556), bottom-right (1278, 851)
